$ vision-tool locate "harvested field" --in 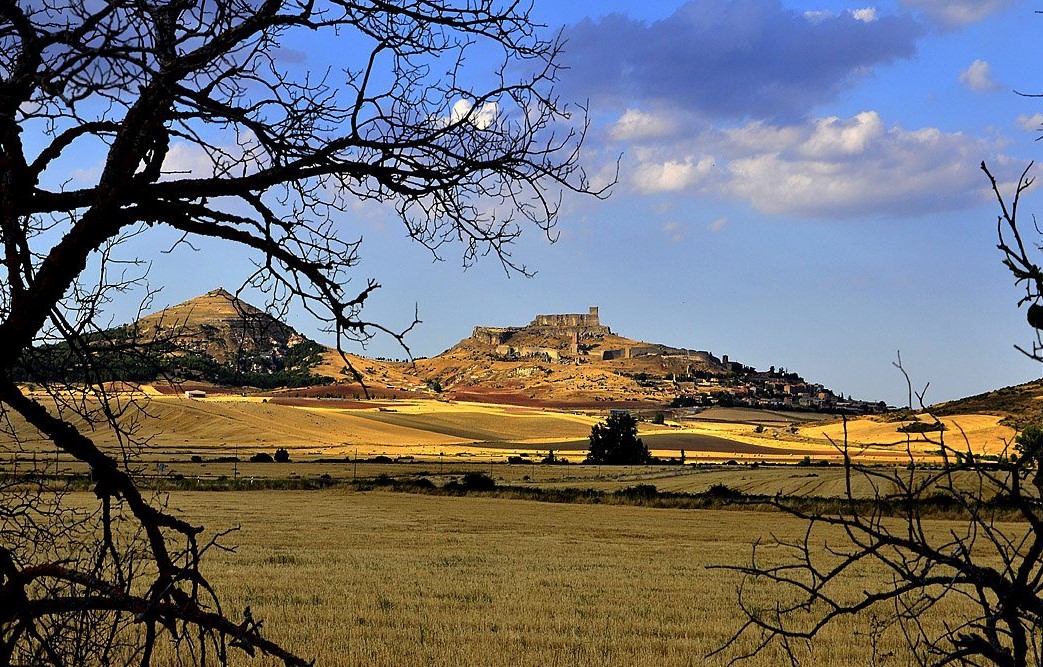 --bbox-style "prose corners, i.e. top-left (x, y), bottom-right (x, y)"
top-left (352, 410), bottom-right (593, 442)
top-left (448, 387), bottom-right (659, 409)
top-left (682, 406), bottom-right (833, 424)
top-left (139, 489), bottom-right (989, 666)
top-left (267, 397), bottom-right (397, 410)
top-left (801, 414), bottom-right (1016, 456)
top-left (3, 389), bottom-right (1007, 464)
top-left (642, 432), bottom-right (809, 455)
